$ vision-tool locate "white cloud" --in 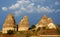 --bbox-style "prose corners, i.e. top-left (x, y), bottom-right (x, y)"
top-left (37, 5), bottom-right (41, 8)
top-left (31, 0), bottom-right (37, 2)
top-left (37, 6), bottom-right (55, 13)
top-left (31, 0), bottom-right (45, 2)
top-left (2, 7), bottom-right (7, 11)
top-left (55, 1), bottom-right (59, 5)
top-left (14, 10), bottom-right (21, 16)
top-left (26, 3), bottom-right (35, 13)
top-left (17, 0), bottom-right (30, 4)
top-left (27, 3), bottom-right (34, 7)
top-left (19, 3), bottom-right (35, 13)
top-left (31, 0), bottom-right (45, 4)
top-left (2, 0), bottom-right (55, 16)
top-left (9, 0), bottom-right (30, 10)
top-left (9, 3), bottom-right (20, 10)
top-left (12, 2), bottom-right (35, 16)
top-left (55, 9), bottom-right (60, 13)
top-left (20, 7), bottom-right (26, 11)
